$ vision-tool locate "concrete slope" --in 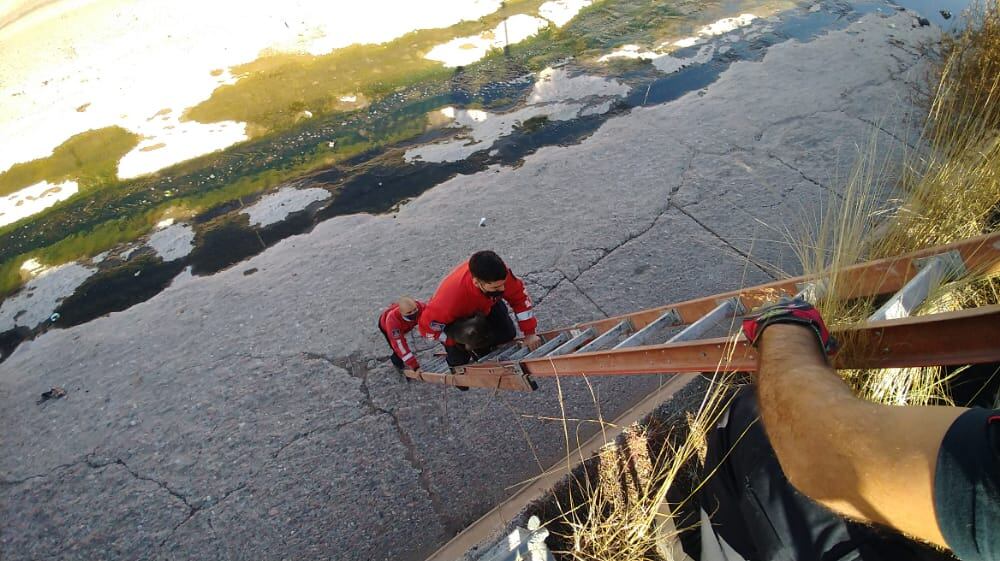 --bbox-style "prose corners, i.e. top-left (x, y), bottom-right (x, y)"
top-left (0, 6), bottom-right (935, 561)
